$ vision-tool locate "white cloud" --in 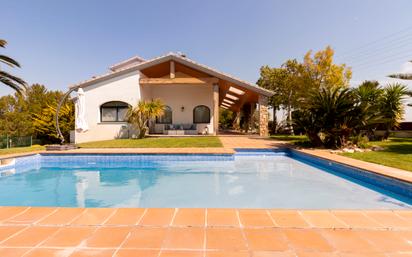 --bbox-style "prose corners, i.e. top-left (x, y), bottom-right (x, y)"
top-left (400, 61), bottom-right (412, 73)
